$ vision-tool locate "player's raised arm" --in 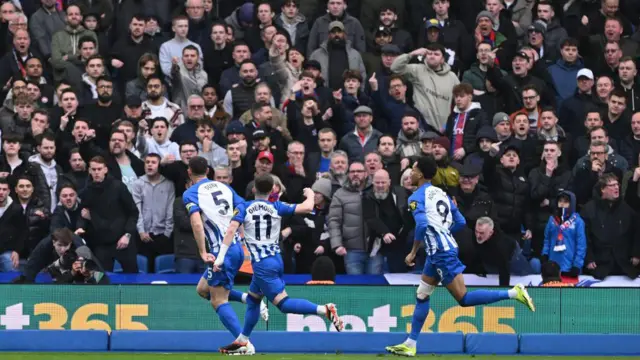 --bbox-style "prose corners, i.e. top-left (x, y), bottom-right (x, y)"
top-left (294, 188), bottom-right (316, 214)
